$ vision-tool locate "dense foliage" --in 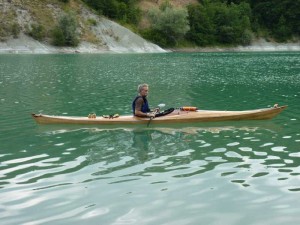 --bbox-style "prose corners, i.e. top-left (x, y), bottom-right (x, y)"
top-left (187, 1), bottom-right (252, 46)
top-left (144, 3), bottom-right (190, 47)
top-left (82, 0), bottom-right (298, 47)
top-left (196, 0), bottom-right (299, 43)
top-left (1, 0), bottom-right (298, 47)
top-left (83, 0), bottom-right (141, 25)
top-left (249, 0), bottom-right (300, 41)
